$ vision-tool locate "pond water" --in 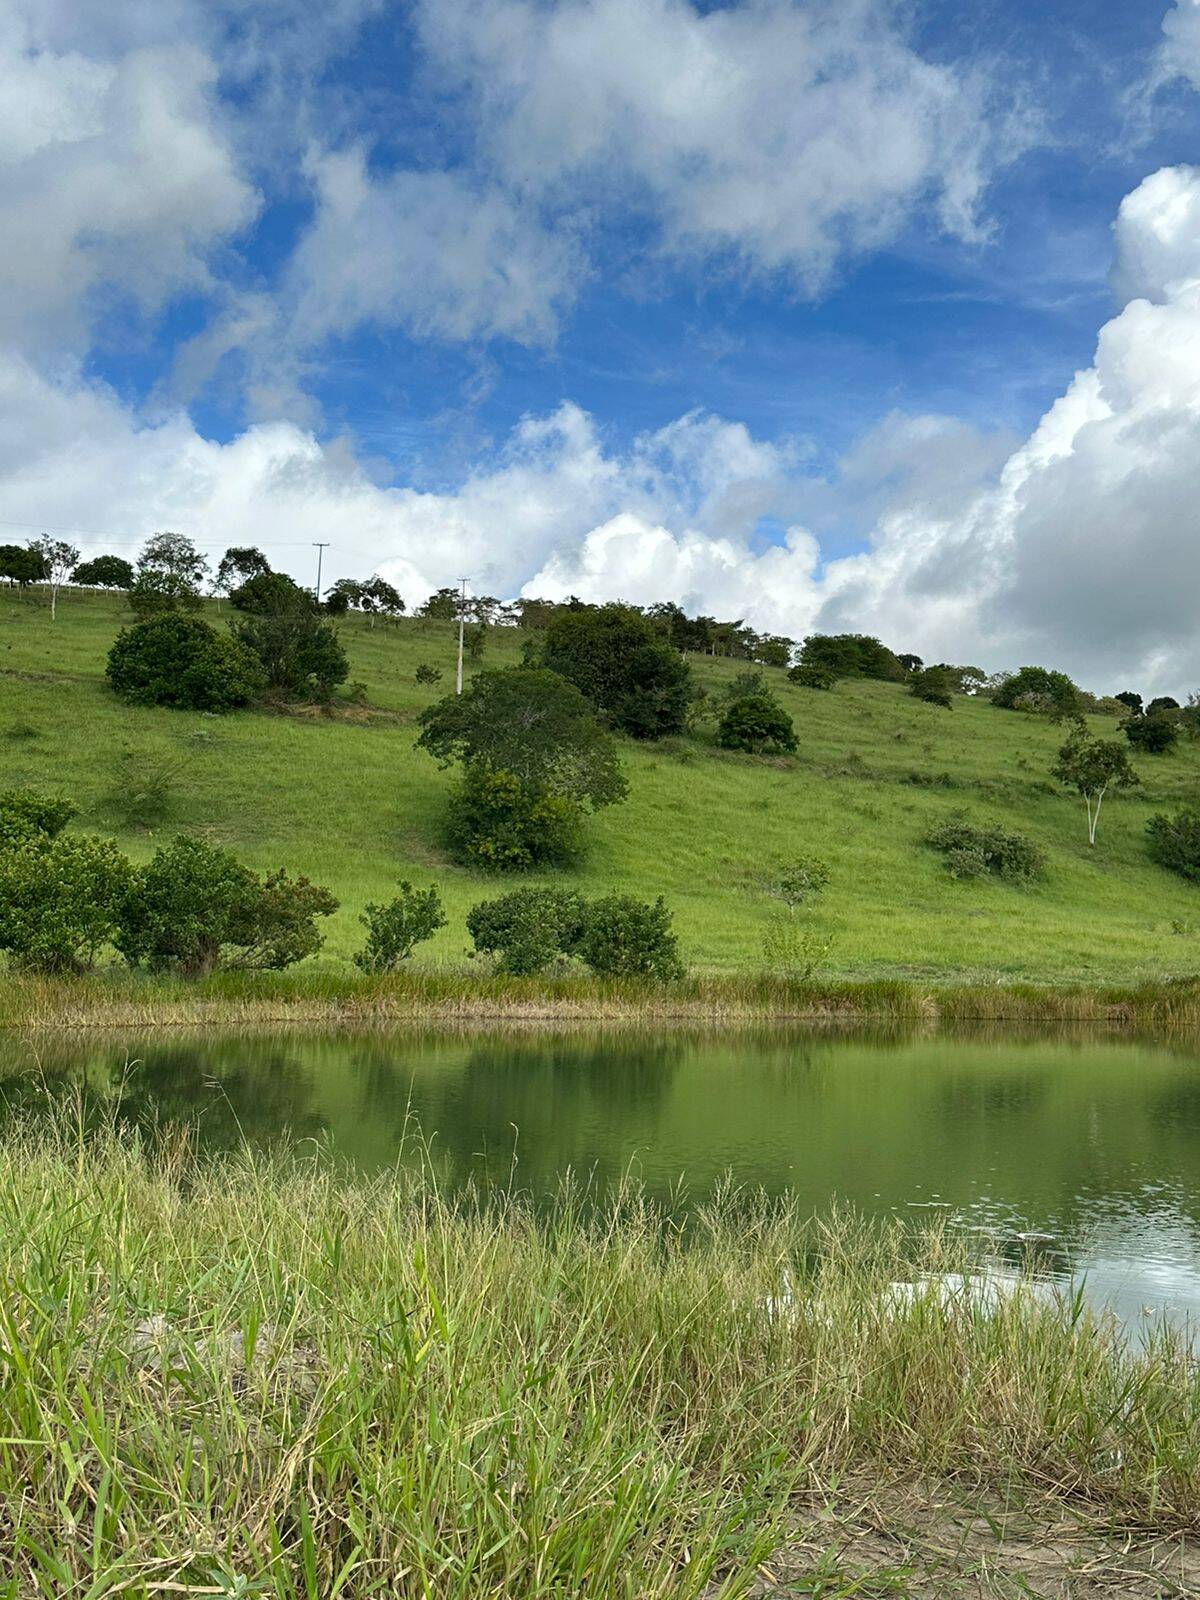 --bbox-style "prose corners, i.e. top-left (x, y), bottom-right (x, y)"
top-left (4, 1024), bottom-right (1200, 1330)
